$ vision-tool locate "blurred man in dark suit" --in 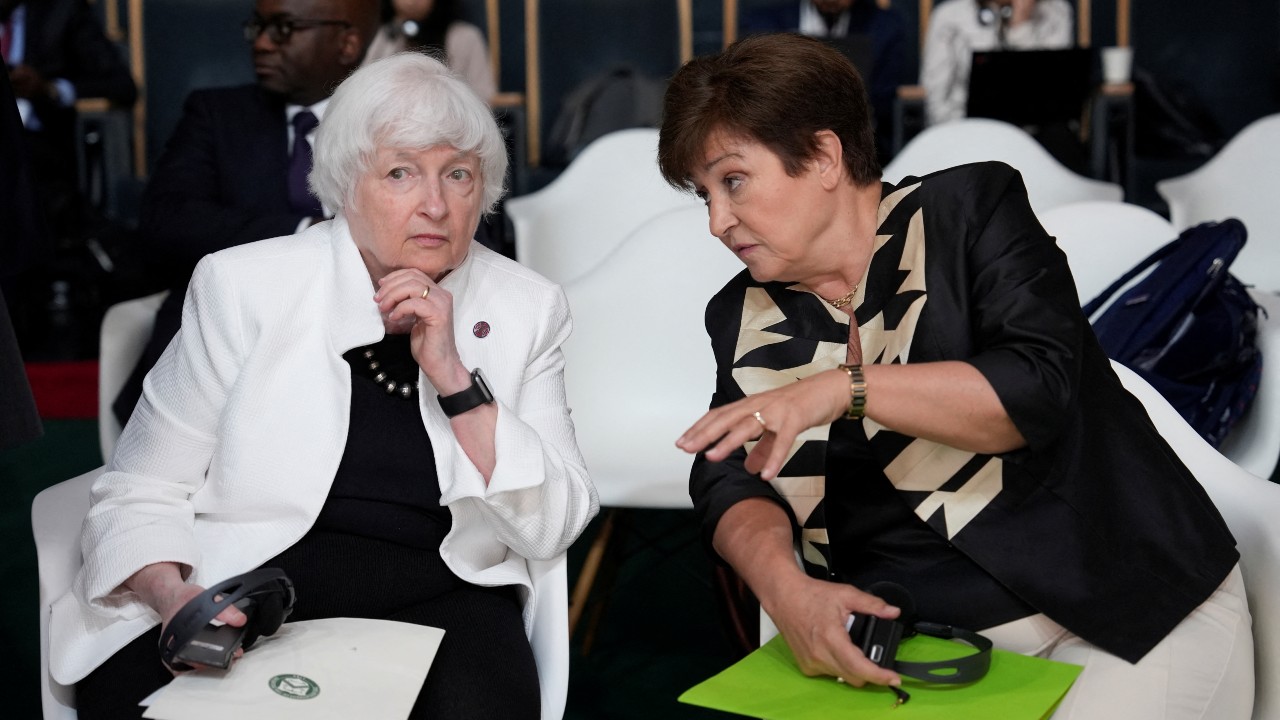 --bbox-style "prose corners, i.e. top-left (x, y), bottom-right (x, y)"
top-left (2, 0), bottom-right (136, 234)
top-left (0, 70), bottom-right (44, 448)
top-left (112, 0), bottom-right (379, 426)
top-left (2, 0), bottom-right (136, 355)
